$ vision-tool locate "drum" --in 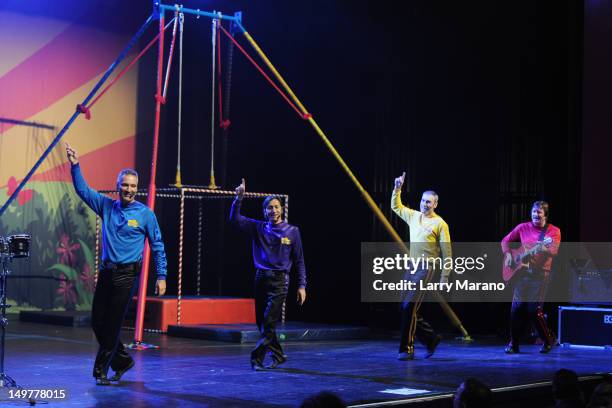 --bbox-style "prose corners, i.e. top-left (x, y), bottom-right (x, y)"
top-left (8, 234), bottom-right (30, 258)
